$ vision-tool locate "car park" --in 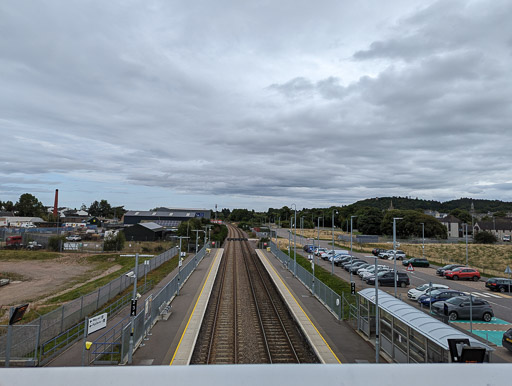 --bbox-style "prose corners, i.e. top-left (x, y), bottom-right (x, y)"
top-left (431, 296), bottom-right (494, 322)
top-left (418, 289), bottom-right (466, 306)
top-left (502, 328), bottom-right (512, 352)
top-left (360, 265), bottom-right (390, 280)
top-left (342, 259), bottom-right (364, 270)
top-left (366, 271), bottom-right (410, 287)
top-left (407, 283), bottom-right (450, 301)
top-left (436, 264), bottom-right (464, 276)
top-left (444, 267), bottom-right (480, 281)
top-left (485, 278), bottom-right (512, 293)
top-left (402, 258), bottom-right (429, 268)
top-left (334, 255), bottom-right (353, 266)
top-left (372, 248), bottom-right (387, 256)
